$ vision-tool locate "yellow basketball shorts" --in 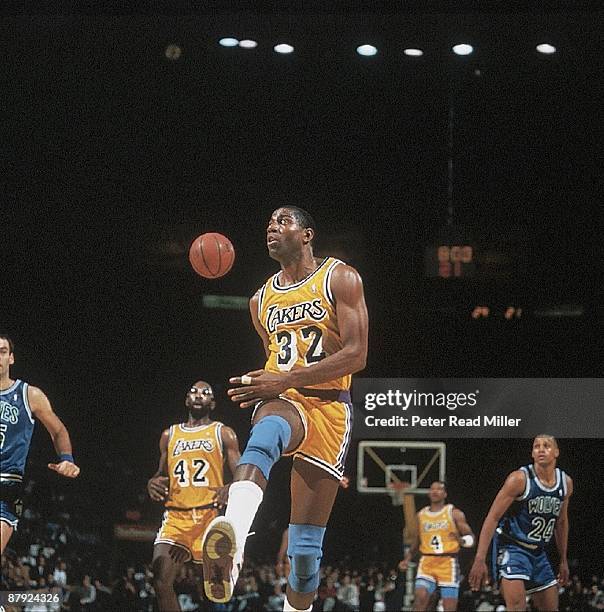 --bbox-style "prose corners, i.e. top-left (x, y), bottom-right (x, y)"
top-left (416, 555), bottom-right (460, 589)
top-left (154, 507), bottom-right (219, 563)
top-left (278, 388), bottom-right (353, 480)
